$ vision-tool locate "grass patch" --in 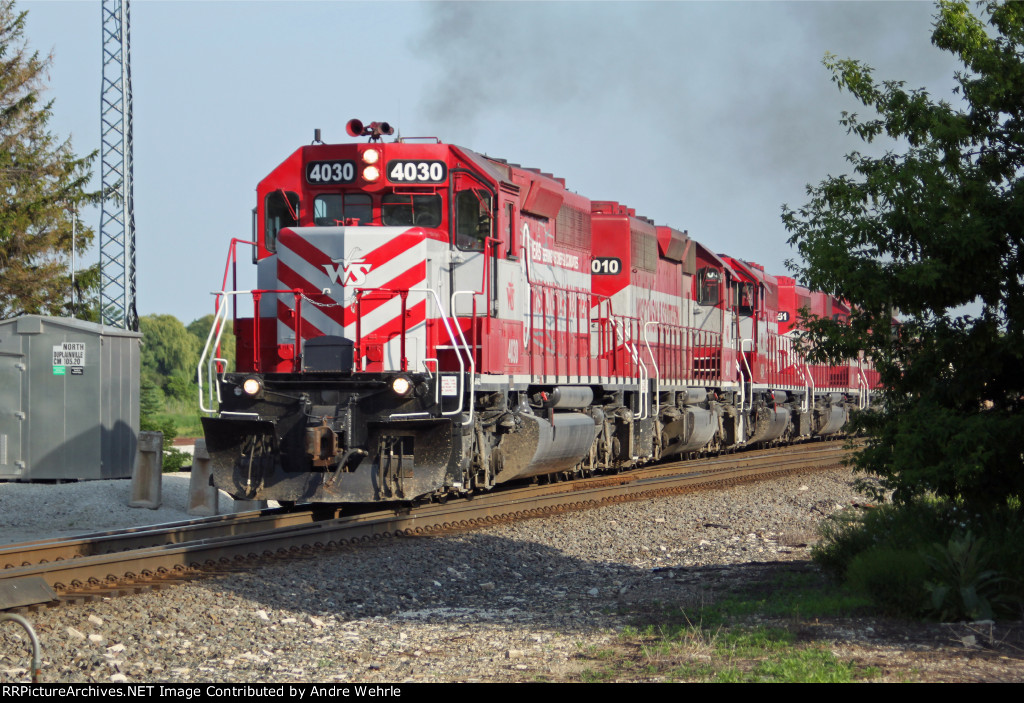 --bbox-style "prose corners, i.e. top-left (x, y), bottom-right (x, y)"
top-left (716, 626), bottom-right (795, 656)
top-left (712, 646), bottom-right (866, 683)
top-left (580, 667), bottom-right (618, 683)
top-left (710, 569), bottom-right (873, 620)
top-left (155, 409), bottom-right (204, 438)
top-left (571, 569), bottom-right (881, 683)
